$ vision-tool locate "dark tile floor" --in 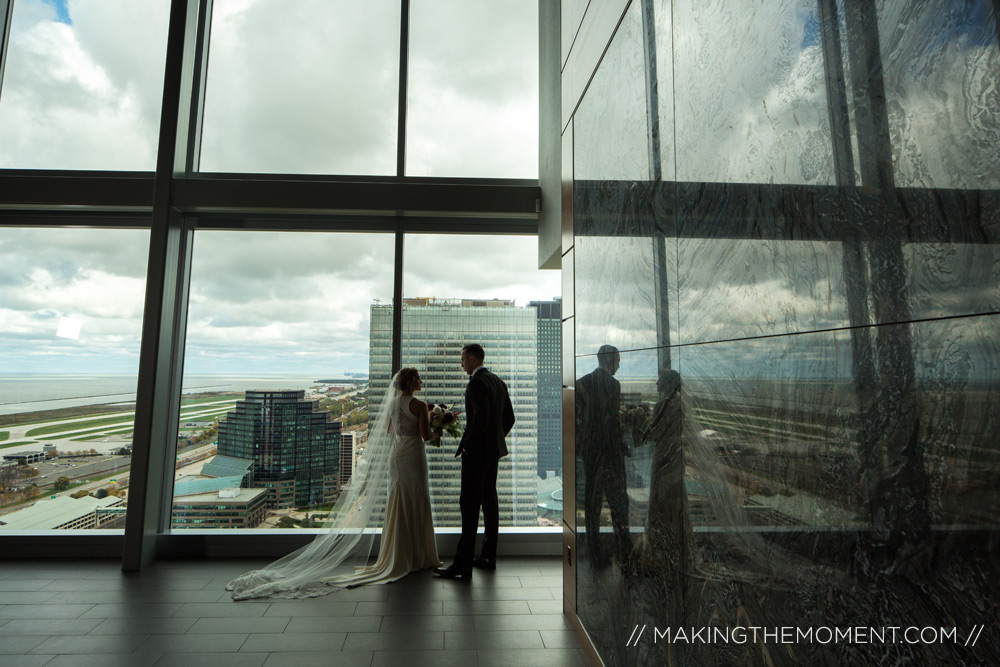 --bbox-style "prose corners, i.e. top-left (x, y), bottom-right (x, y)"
top-left (0, 557), bottom-right (586, 667)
